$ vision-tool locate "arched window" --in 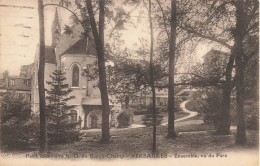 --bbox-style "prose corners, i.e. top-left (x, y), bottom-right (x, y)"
top-left (72, 65), bottom-right (79, 87)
